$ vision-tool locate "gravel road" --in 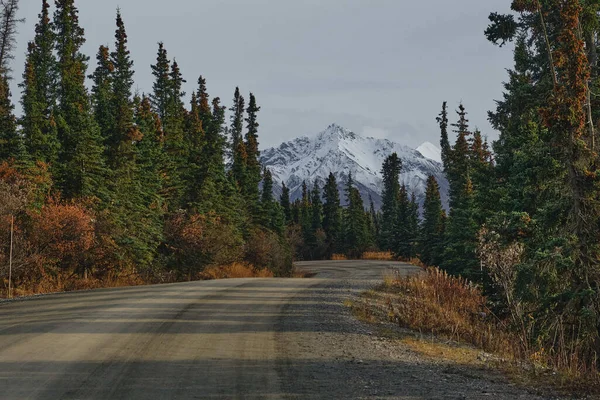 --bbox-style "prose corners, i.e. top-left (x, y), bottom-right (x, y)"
top-left (0, 261), bottom-right (546, 399)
